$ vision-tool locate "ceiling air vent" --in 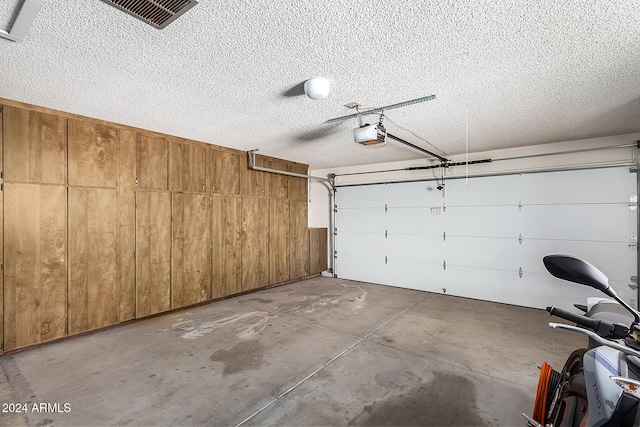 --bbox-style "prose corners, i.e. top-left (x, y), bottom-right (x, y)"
top-left (101, 0), bottom-right (198, 29)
